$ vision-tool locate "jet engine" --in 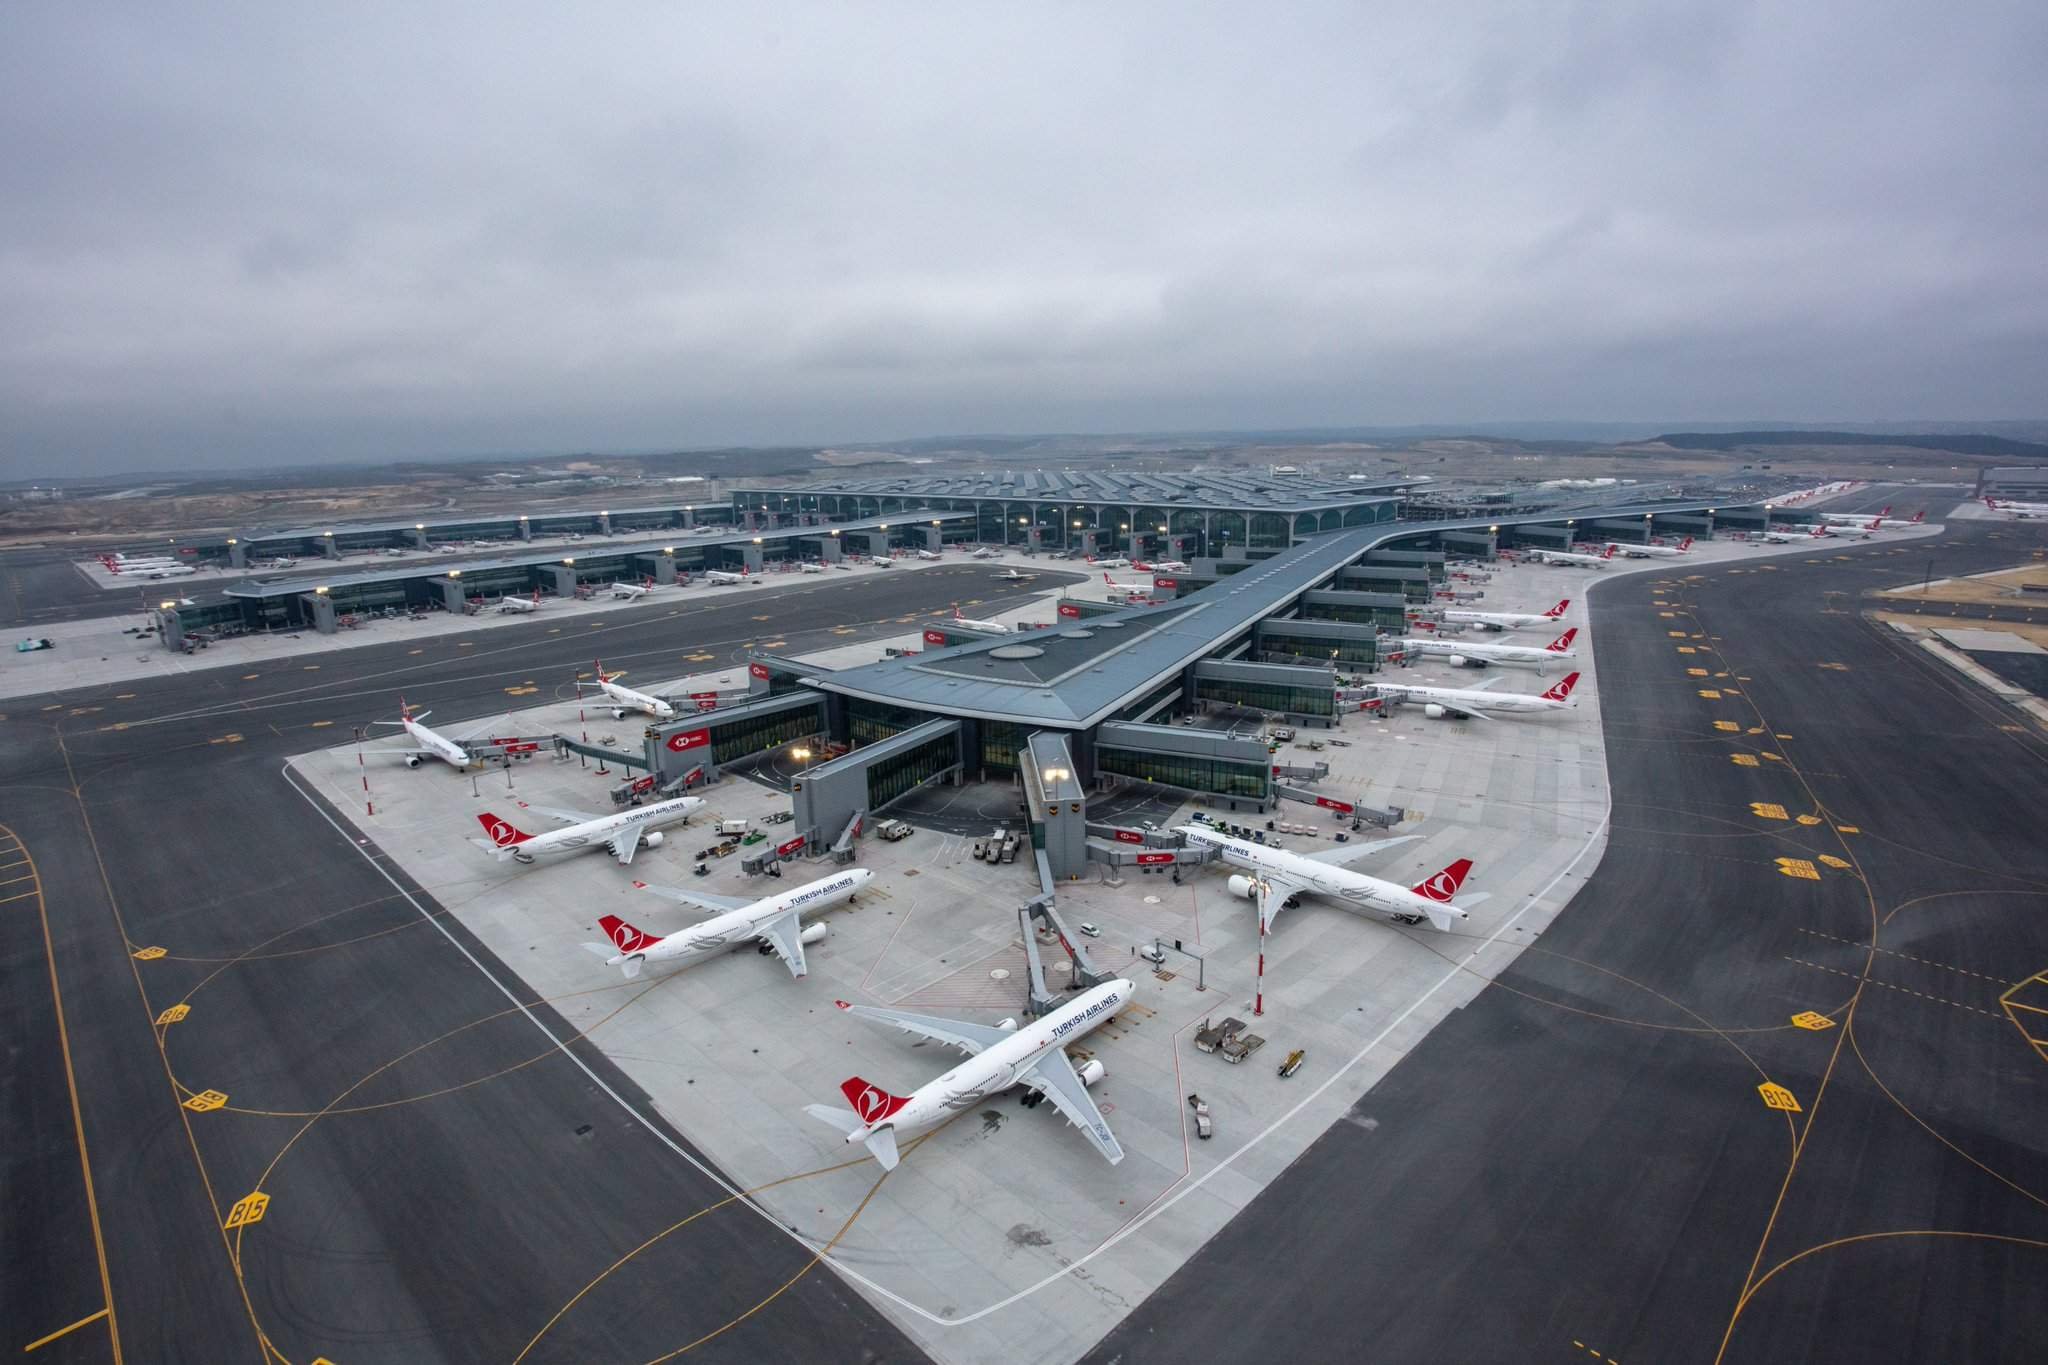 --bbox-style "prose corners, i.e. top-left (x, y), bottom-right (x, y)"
top-left (611, 707), bottom-right (630, 720)
top-left (1076, 1059), bottom-right (1106, 1088)
top-left (1226, 874), bottom-right (1258, 900)
top-left (1424, 703), bottom-right (1468, 720)
top-left (405, 754), bottom-right (425, 768)
top-left (1444, 654), bottom-right (1488, 668)
top-left (643, 831), bottom-right (665, 848)
top-left (995, 1017), bottom-right (1020, 1031)
top-left (799, 922), bottom-right (828, 945)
